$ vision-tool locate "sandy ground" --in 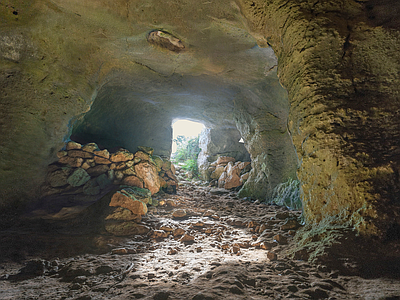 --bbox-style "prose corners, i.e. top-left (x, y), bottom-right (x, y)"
top-left (1, 183), bottom-right (400, 300)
